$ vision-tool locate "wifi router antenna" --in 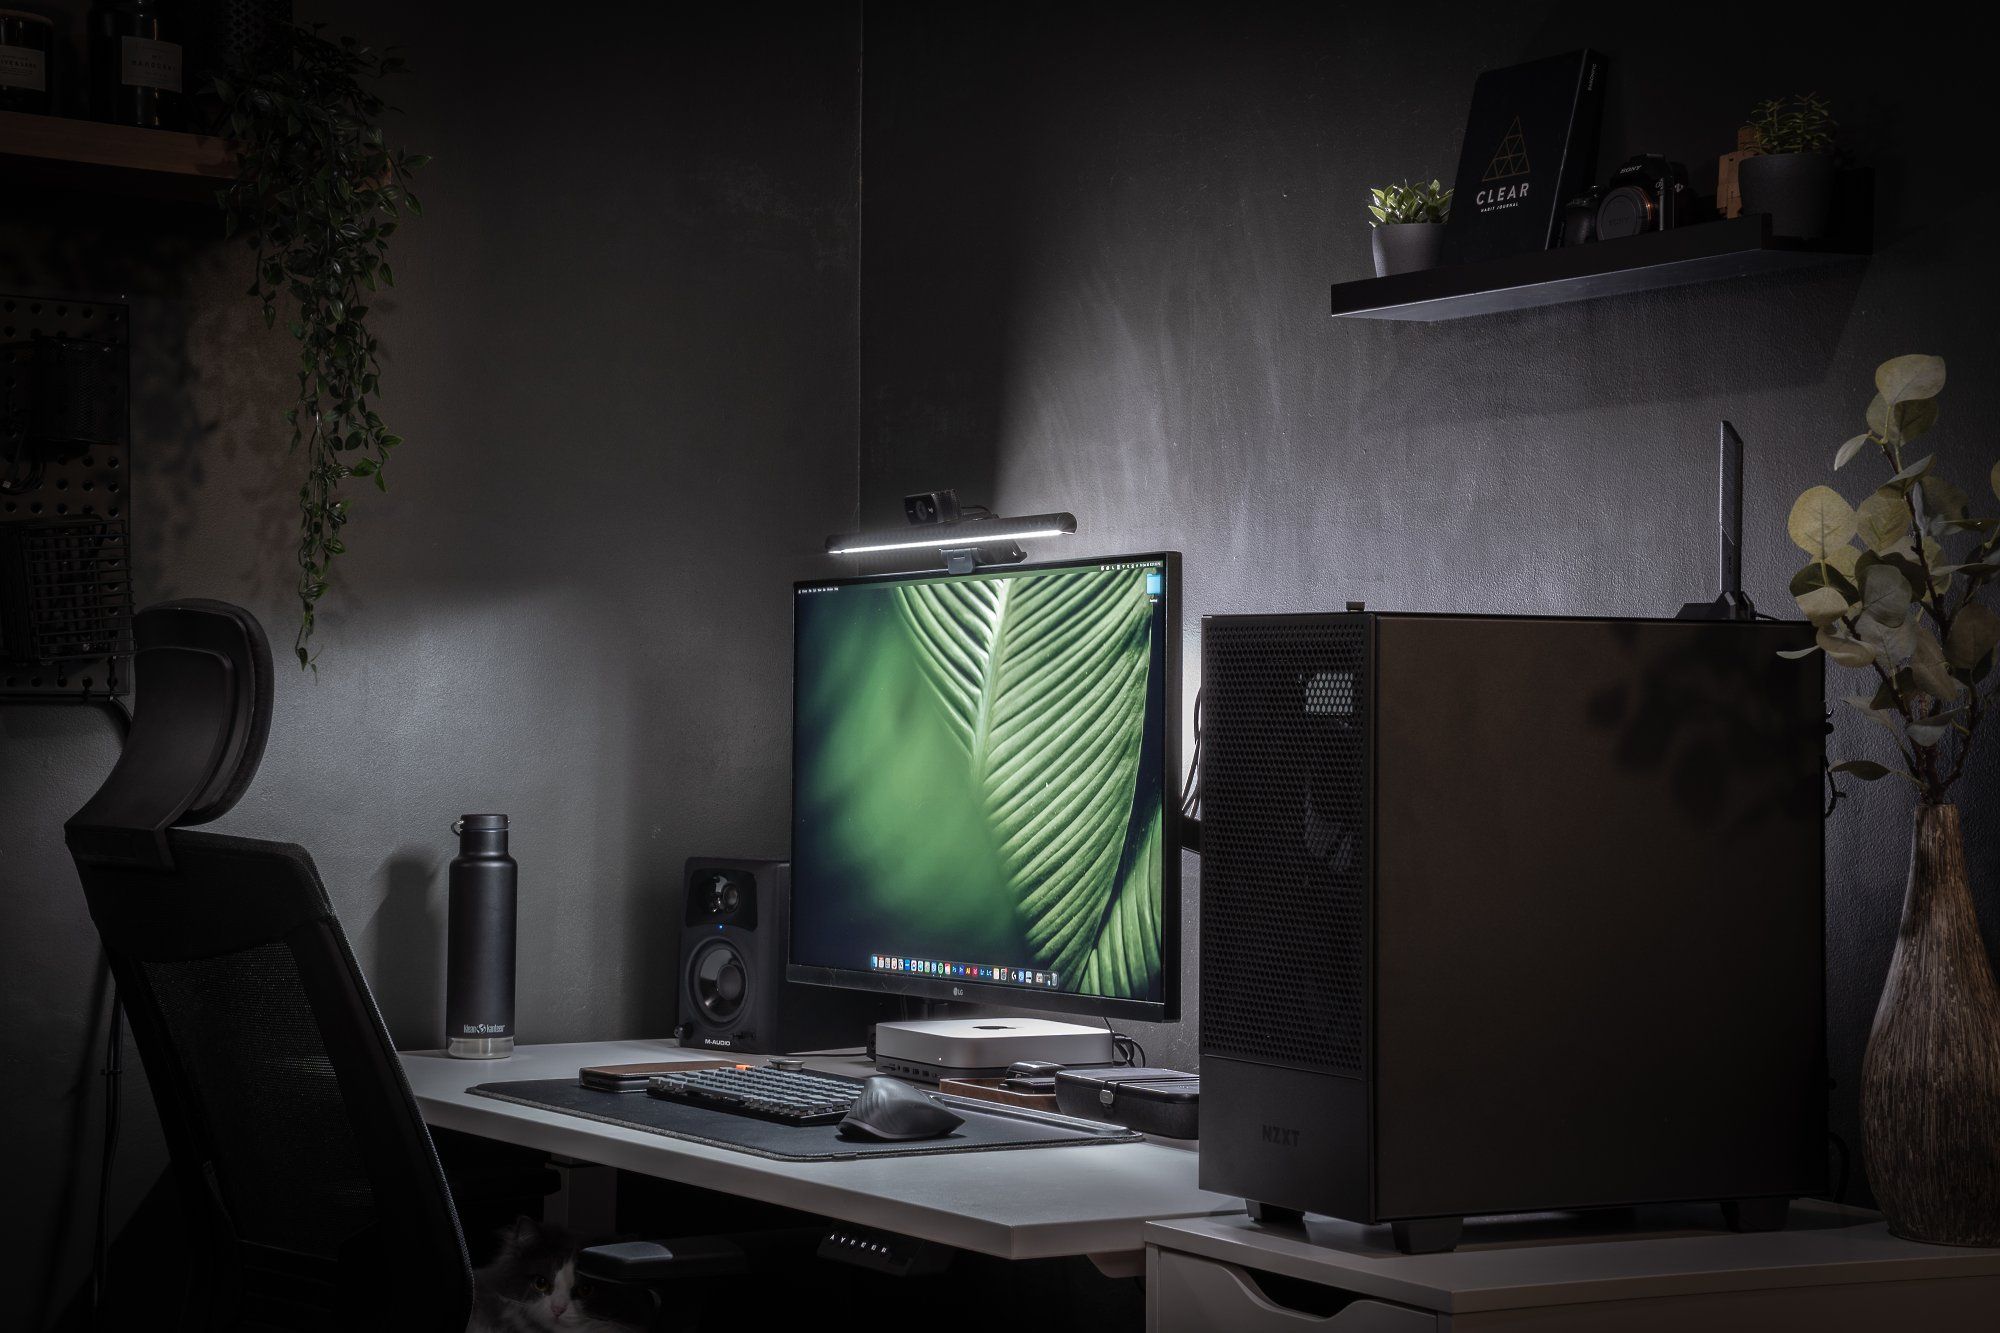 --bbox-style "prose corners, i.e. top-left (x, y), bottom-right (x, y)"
top-left (1678, 421), bottom-right (1756, 621)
